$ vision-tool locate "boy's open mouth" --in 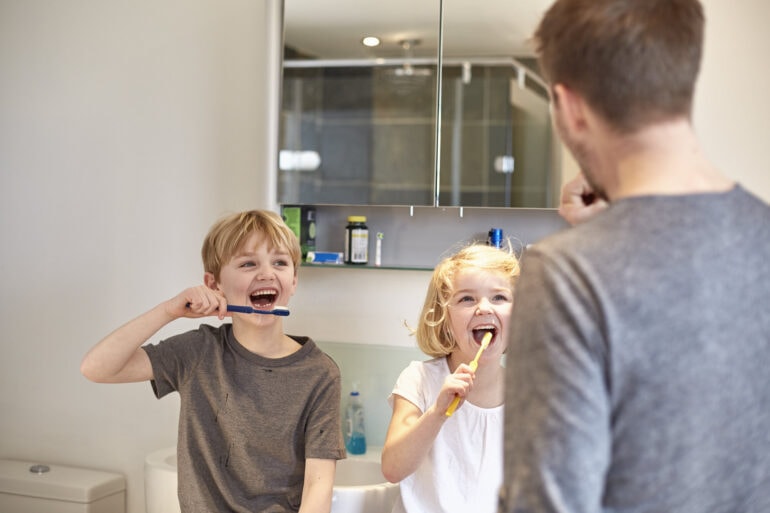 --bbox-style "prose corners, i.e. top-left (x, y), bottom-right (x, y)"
top-left (472, 326), bottom-right (497, 344)
top-left (250, 289), bottom-right (278, 309)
